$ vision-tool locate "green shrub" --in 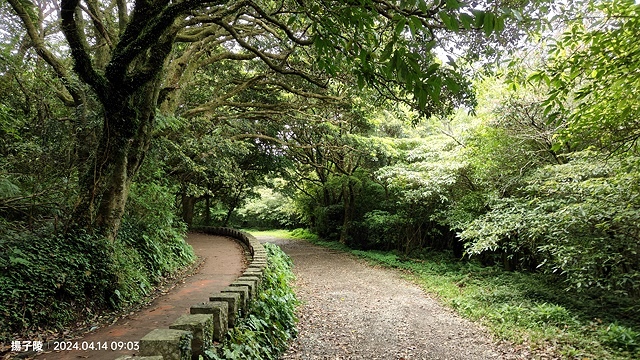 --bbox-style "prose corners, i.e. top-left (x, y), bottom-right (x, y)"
top-left (209, 242), bottom-right (298, 359)
top-left (290, 228), bottom-right (318, 241)
top-left (0, 228), bottom-right (116, 340)
top-left (461, 152), bottom-right (640, 295)
top-left (0, 180), bottom-right (195, 340)
top-left (115, 181), bottom-right (195, 304)
top-left (234, 187), bottom-right (301, 230)
top-left (359, 210), bottom-right (404, 249)
top-left (599, 323), bottom-right (639, 352)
